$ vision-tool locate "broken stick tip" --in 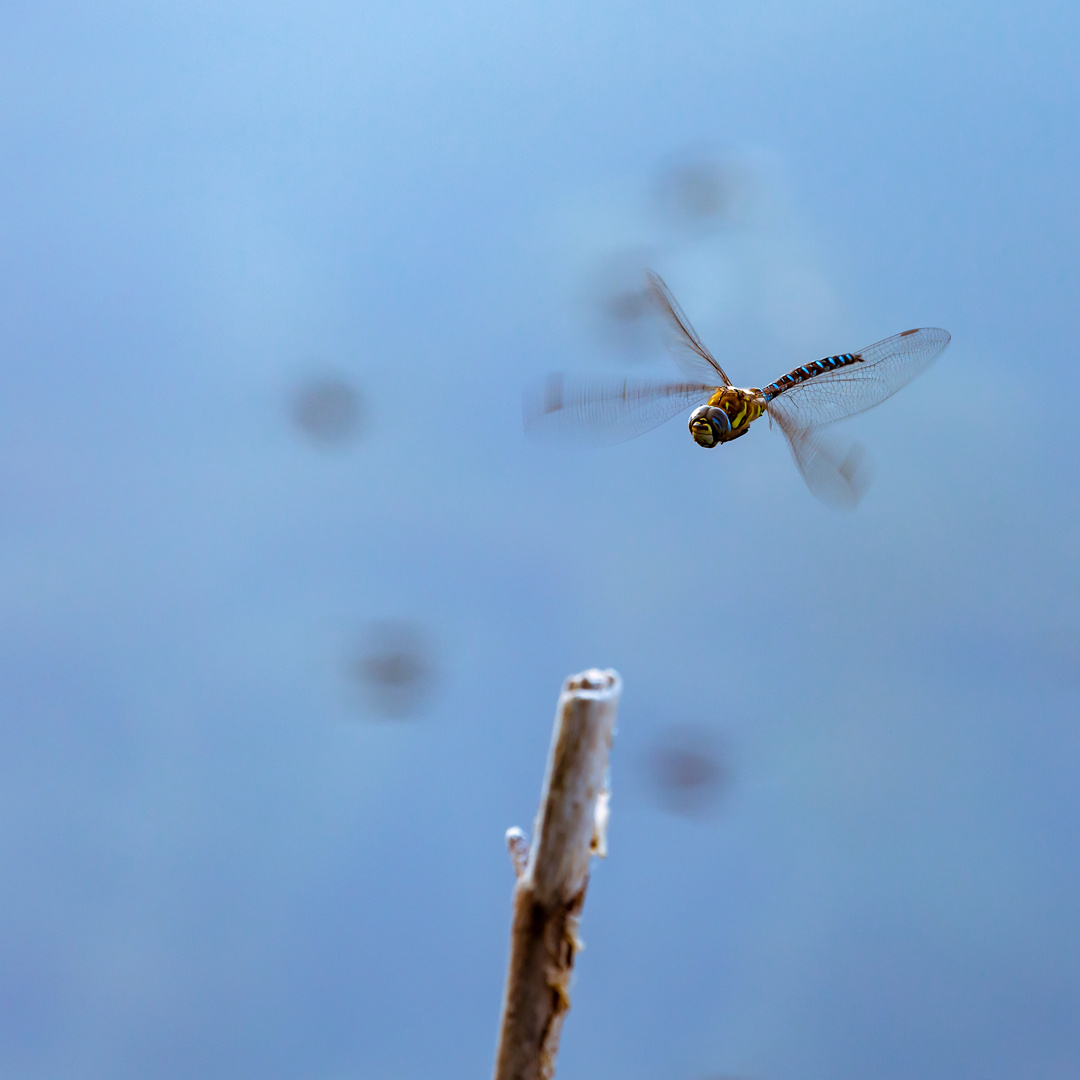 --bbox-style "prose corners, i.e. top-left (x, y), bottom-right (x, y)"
top-left (564, 668), bottom-right (621, 696)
